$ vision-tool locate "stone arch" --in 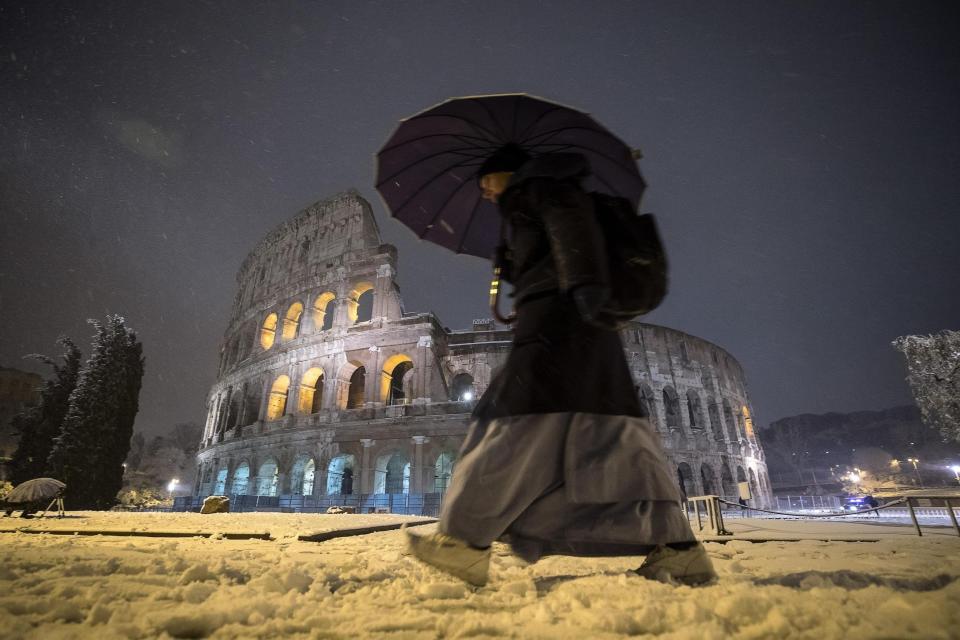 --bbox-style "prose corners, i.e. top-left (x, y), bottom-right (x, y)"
top-left (638, 384), bottom-right (657, 428)
top-left (707, 398), bottom-right (723, 441)
top-left (374, 450), bottom-right (410, 494)
top-left (242, 379), bottom-right (263, 426)
top-left (281, 301), bottom-right (304, 341)
top-left (700, 463), bottom-right (717, 496)
top-left (380, 353), bottom-right (414, 405)
top-left (450, 372), bottom-right (475, 402)
top-left (335, 361), bottom-right (366, 409)
top-left (741, 405), bottom-right (756, 441)
top-left (289, 455), bottom-right (316, 496)
top-left (662, 387), bottom-right (681, 431)
top-left (326, 454), bottom-right (355, 495)
top-left (266, 375), bottom-right (290, 420)
top-left (677, 462), bottom-right (694, 499)
top-left (255, 458), bottom-right (280, 496)
top-left (231, 461), bottom-right (251, 495)
top-left (313, 291), bottom-right (336, 331)
top-left (199, 466), bottom-right (214, 495)
top-left (298, 367), bottom-right (325, 414)
top-left (260, 312), bottom-right (278, 350)
top-left (213, 466), bottom-right (229, 495)
top-left (723, 400), bottom-right (738, 442)
top-left (686, 390), bottom-right (703, 430)
top-left (347, 282), bottom-right (374, 323)
top-left (720, 462), bottom-right (736, 500)
top-left (433, 450), bottom-right (457, 493)
top-left (748, 468), bottom-right (760, 504)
